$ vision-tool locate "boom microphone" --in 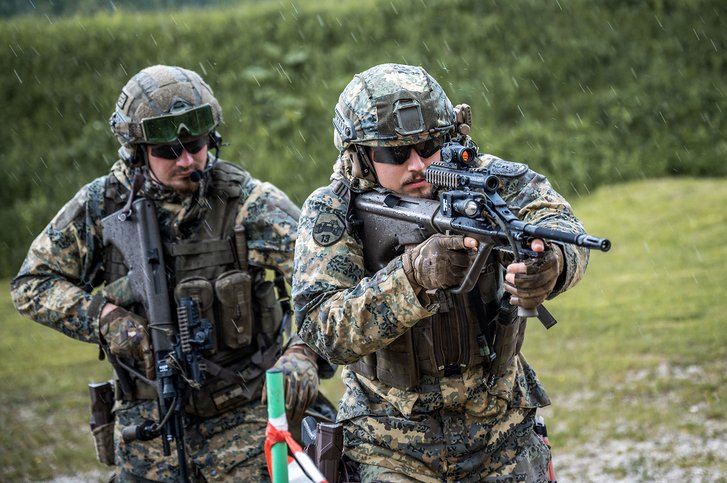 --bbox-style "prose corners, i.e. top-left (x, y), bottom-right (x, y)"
top-left (189, 162), bottom-right (215, 182)
top-left (189, 170), bottom-right (204, 182)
